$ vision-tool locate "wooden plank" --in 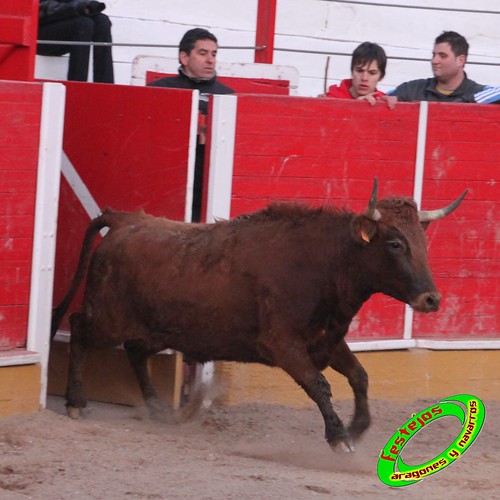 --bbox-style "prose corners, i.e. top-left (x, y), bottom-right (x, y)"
top-left (0, 262), bottom-right (31, 284)
top-left (414, 314), bottom-right (498, 338)
top-left (0, 79), bottom-right (42, 348)
top-left (0, 280), bottom-right (31, 304)
top-left (0, 364), bottom-right (40, 418)
top-left (0, 305), bottom-right (29, 348)
top-left (235, 134), bottom-right (417, 160)
top-left (233, 155), bottom-right (415, 180)
top-left (147, 71), bottom-right (290, 95)
top-left (0, 81), bottom-right (41, 102)
top-left (429, 258), bottom-right (500, 278)
top-left (0, 215), bottom-right (34, 239)
top-left (0, 193), bottom-right (35, 216)
top-left (0, 170), bottom-right (37, 192)
top-left (0, 148), bottom-right (38, 169)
